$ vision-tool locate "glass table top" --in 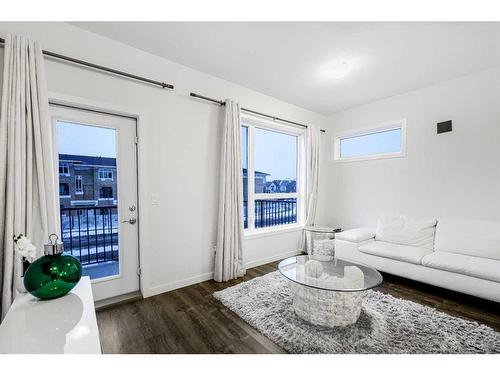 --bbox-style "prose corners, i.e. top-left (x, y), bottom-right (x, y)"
top-left (278, 255), bottom-right (383, 292)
